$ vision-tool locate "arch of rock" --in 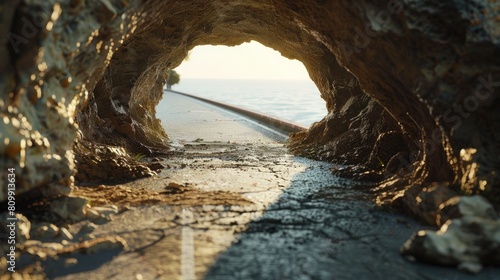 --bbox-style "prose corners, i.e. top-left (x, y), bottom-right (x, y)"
top-left (1, 0), bottom-right (499, 219)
